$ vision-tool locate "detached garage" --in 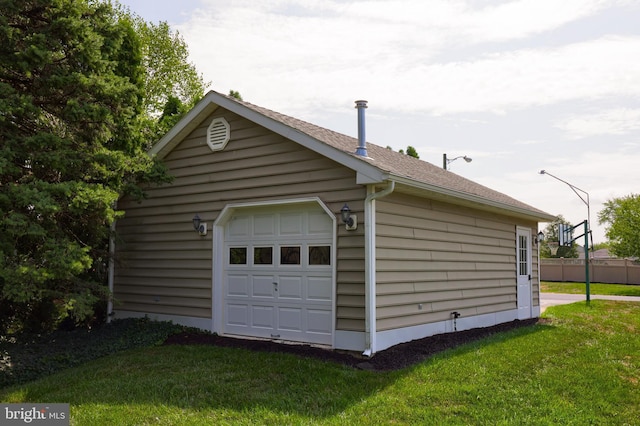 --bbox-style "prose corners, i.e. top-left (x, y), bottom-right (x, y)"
top-left (111, 90), bottom-right (554, 355)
